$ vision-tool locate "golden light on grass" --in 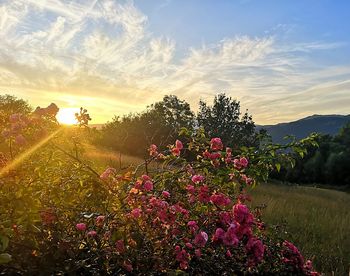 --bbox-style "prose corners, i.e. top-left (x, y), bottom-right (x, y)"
top-left (56, 108), bottom-right (79, 125)
top-left (0, 128), bottom-right (63, 177)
